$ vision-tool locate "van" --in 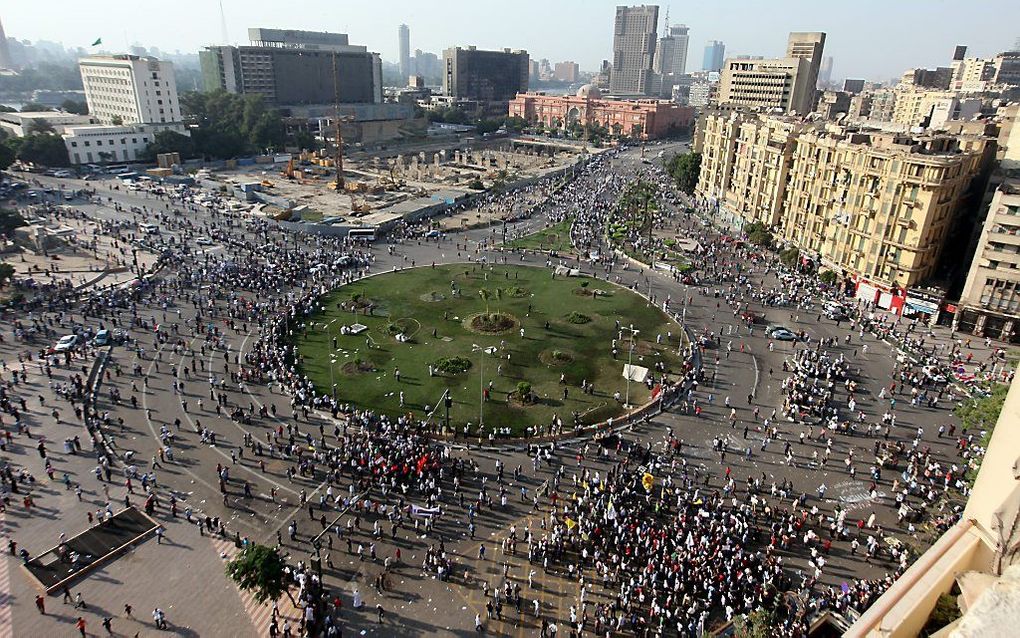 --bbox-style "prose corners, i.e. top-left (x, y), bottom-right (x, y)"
top-left (139, 223), bottom-right (159, 234)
